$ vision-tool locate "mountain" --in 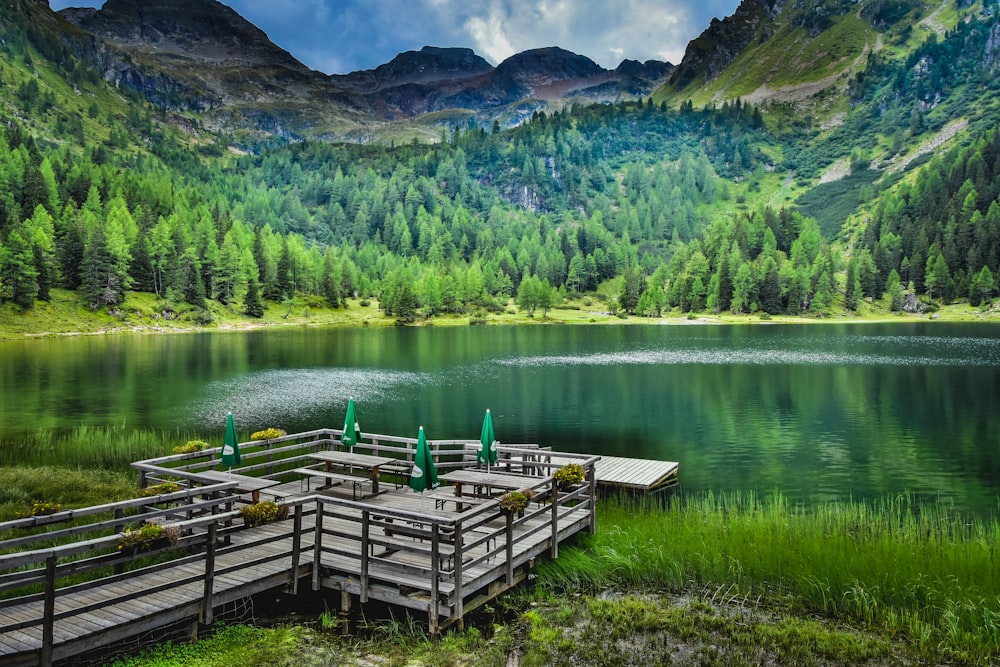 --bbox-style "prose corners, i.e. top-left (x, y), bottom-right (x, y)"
top-left (657, 0), bottom-right (926, 111)
top-left (330, 46), bottom-right (672, 121)
top-left (53, 0), bottom-right (669, 139)
top-left (1, 0), bottom-right (999, 329)
top-left (59, 0), bottom-right (369, 141)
